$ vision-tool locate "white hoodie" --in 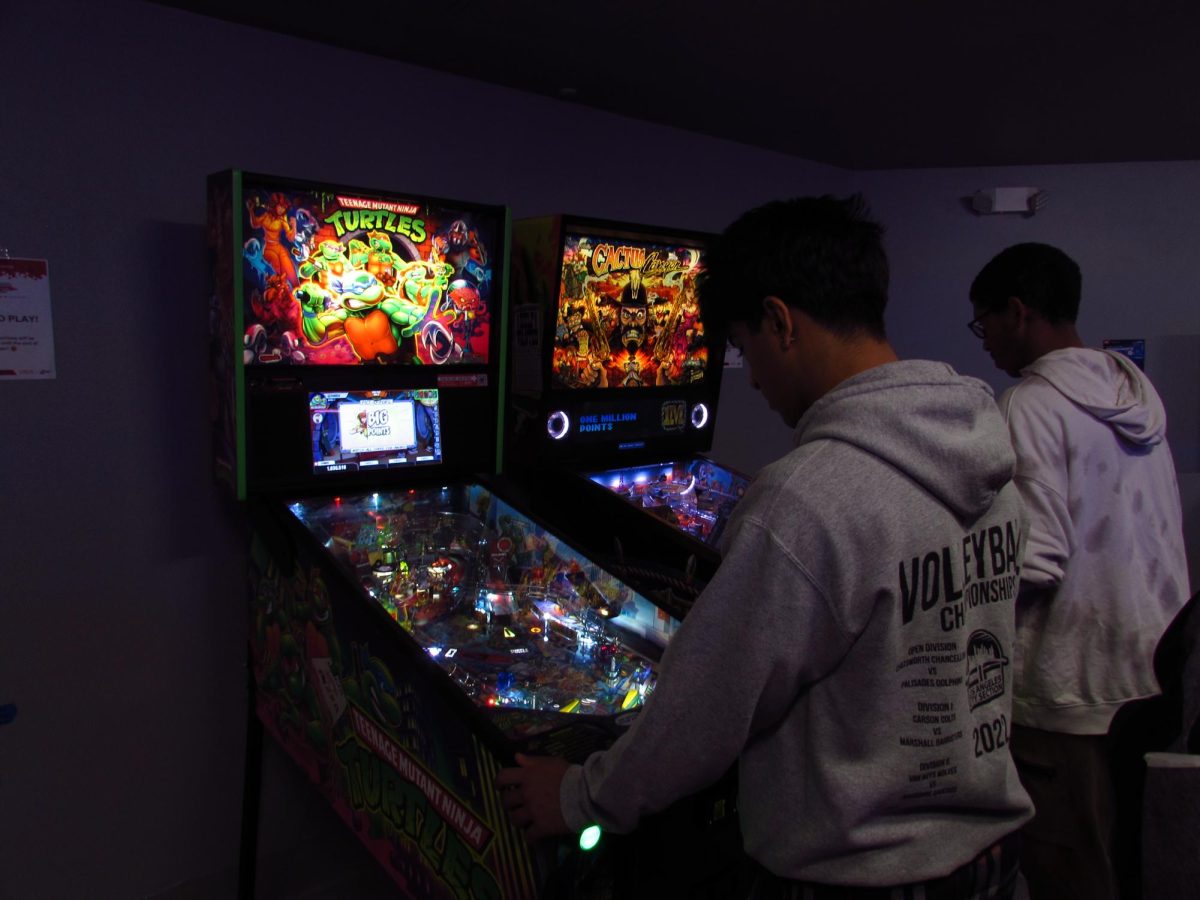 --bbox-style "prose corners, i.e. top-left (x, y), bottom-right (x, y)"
top-left (1001, 347), bottom-right (1190, 735)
